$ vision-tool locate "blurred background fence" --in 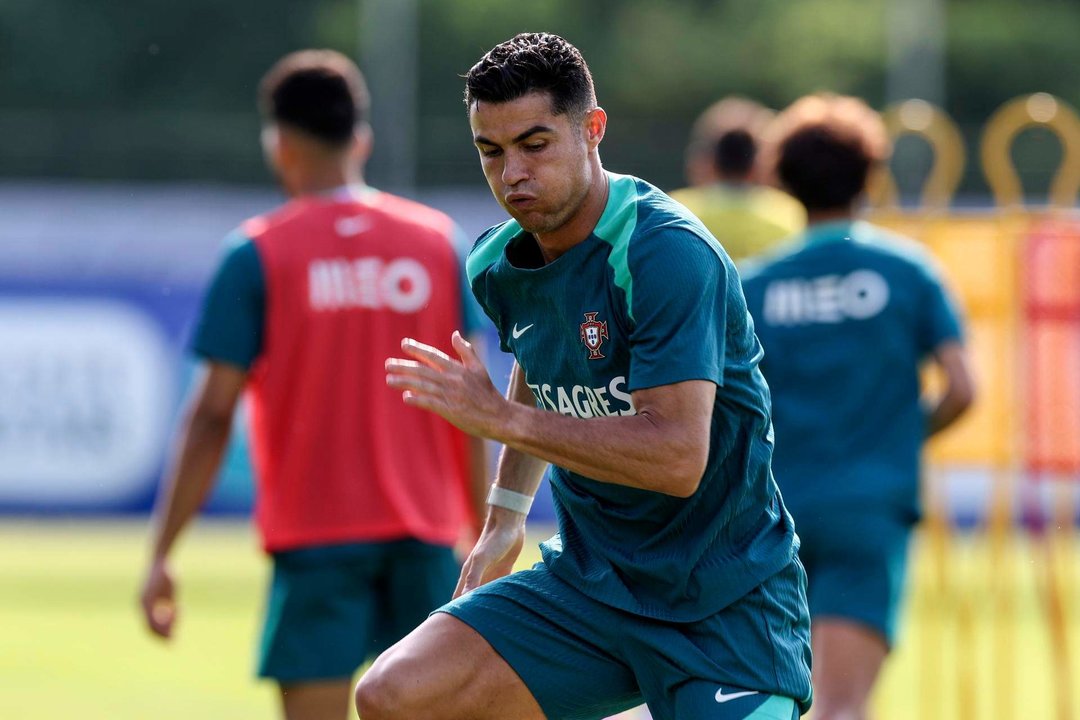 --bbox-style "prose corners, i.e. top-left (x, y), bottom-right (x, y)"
top-left (865, 92), bottom-right (1080, 720)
